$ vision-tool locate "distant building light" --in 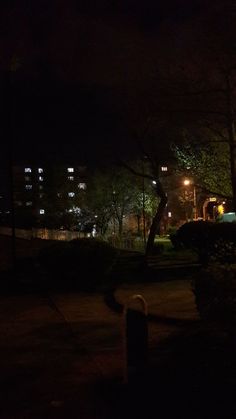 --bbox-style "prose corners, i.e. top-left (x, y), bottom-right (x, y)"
top-left (168, 211), bottom-right (172, 218)
top-left (78, 182), bottom-right (86, 190)
top-left (68, 192), bottom-right (75, 197)
top-left (25, 184), bottom-right (32, 190)
top-left (68, 209), bottom-right (73, 213)
top-left (68, 176), bottom-right (74, 181)
top-left (72, 206), bottom-right (81, 214)
top-left (67, 168), bottom-right (74, 173)
top-left (39, 193), bottom-right (44, 198)
top-left (152, 180), bottom-right (157, 185)
top-left (24, 168), bottom-right (31, 173)
top-left (38, 168), bottom-right (43, 173)
top-left (92, 227), bottom-right (96, 237)
top-left (39, 176), bottom-right (44, 181)
top-left (25, 176), bottom-right (31, 181)
top-left (161, 166), bottom-right (168, 172)
top-left (95, 215), bottom-right (98, 218)
top-left (39, 209), bottom-right (45, 215)
top-left (26, 201), bottom-right (32, 206)
top-left (39, 185), bottom-right (43, 190)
